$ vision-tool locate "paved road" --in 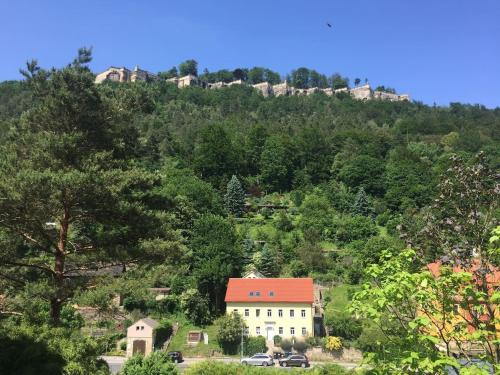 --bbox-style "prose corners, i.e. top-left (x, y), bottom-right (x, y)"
top-left (101, 355), bottom-right (361, 374)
